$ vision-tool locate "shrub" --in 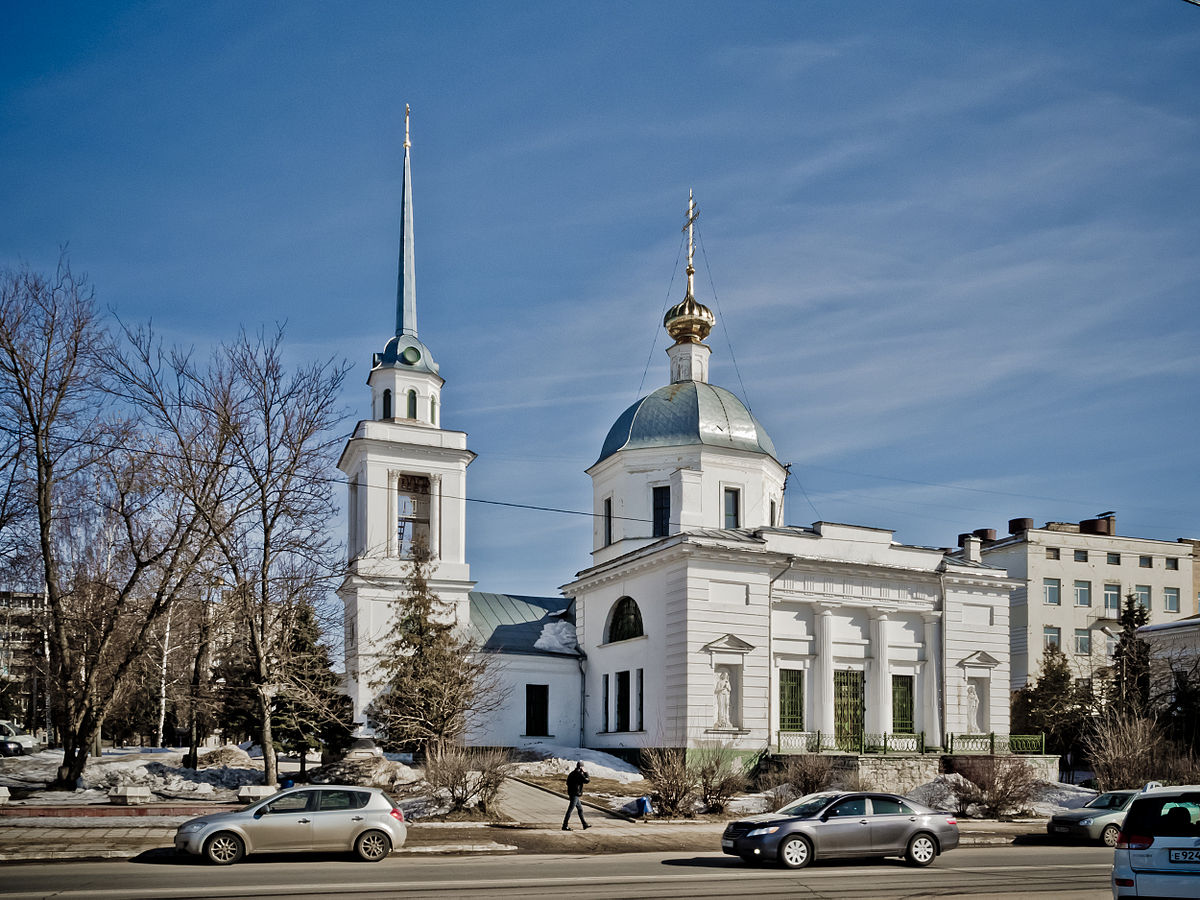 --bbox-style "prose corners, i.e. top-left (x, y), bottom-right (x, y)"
top-left (642, 747), bottom-right (698, 817)
top-left (1084, 712), bottom-right (1165, 791)
top-left (692, 744), bottom-right (748, 813)
top-left (759, 753), bottom-right (833, 808)
top-left (424, 746), bottom-right (512, 812)
top-left (949, 757), bottom-right (1037, 818)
